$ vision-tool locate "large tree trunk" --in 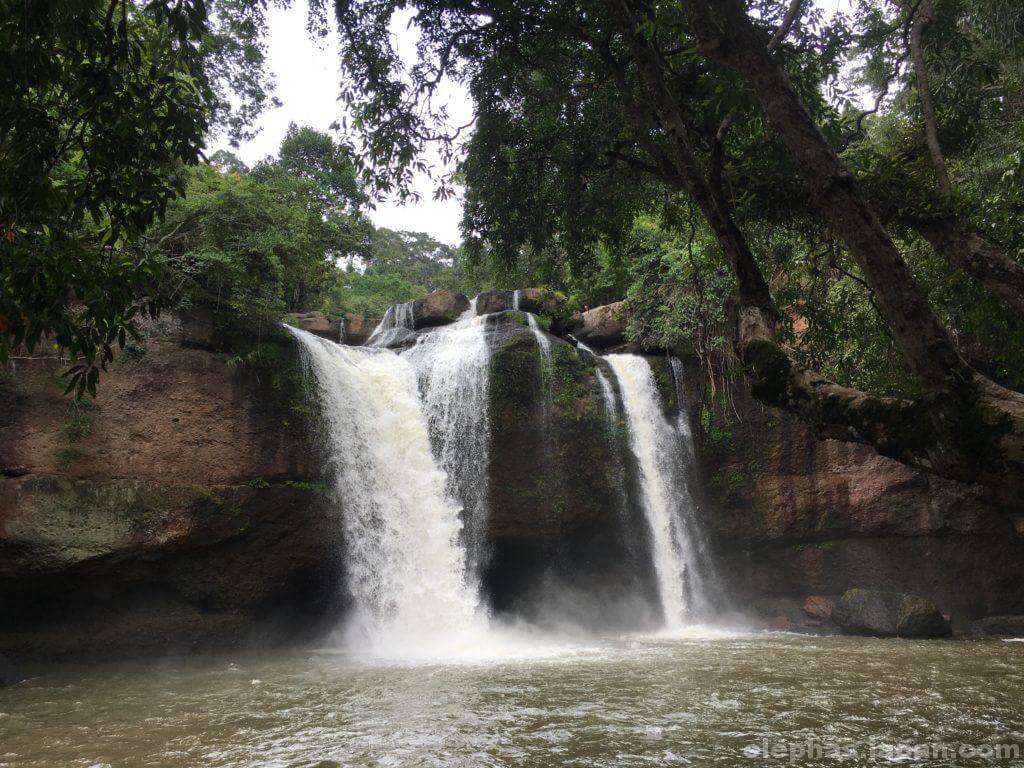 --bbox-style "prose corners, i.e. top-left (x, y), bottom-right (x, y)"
top-left (679, 0), bottom-right (1024, 490)
top-left (911, 218), bottom-right (1024, 315)
top-left (685, 0), bottom-right (968, 395)
top-left (603, 0), bottom-right (960, 480)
